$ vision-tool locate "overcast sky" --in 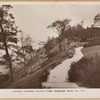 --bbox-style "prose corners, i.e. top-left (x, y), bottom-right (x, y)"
top-left (10, 3), bottom-right (100, 41)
